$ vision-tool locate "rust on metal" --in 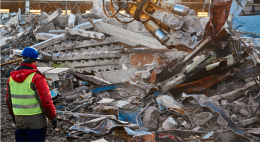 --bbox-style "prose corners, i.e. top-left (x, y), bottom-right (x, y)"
top-left (134, 133), bottom-right (155, 142)
top-left (174, 68), bottom-right (239, 94)
top-left (1, 58), bottom-right (22, 67)
top-left (203, 0), bottom-right (232, 38)
top-left (130, 53), bottom-right (161, 67)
